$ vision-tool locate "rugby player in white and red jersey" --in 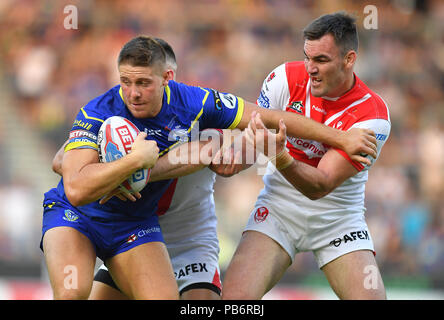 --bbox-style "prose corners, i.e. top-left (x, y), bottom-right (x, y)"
top-left (222, 12), bottom-right (390, 300)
